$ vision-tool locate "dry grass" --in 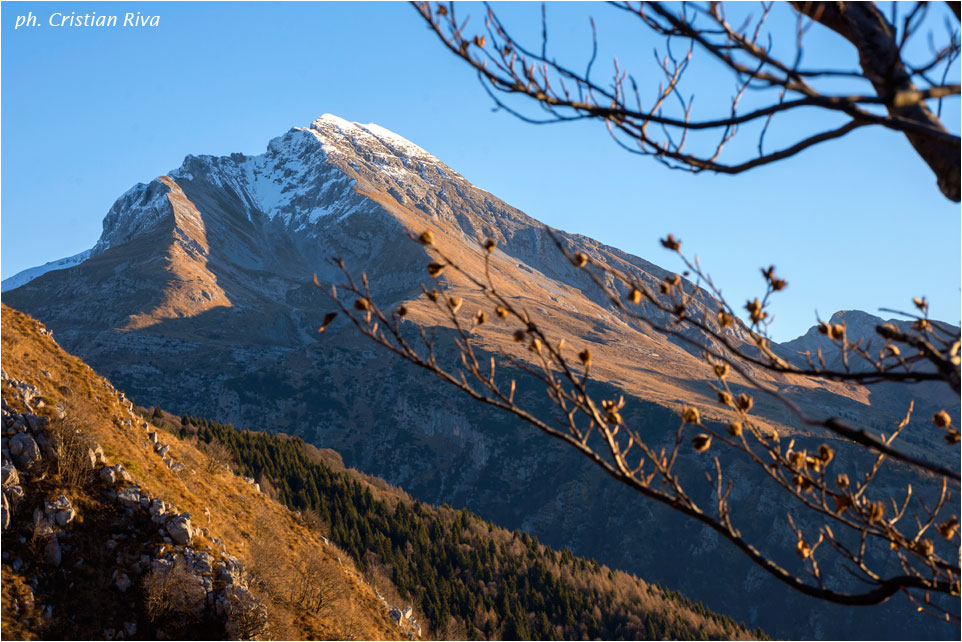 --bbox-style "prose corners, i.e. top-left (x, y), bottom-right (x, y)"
top-left (1, 304), bottom-right (402, 640)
